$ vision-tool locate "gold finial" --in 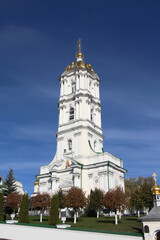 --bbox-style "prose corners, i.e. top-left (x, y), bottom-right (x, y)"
top-left (38, 169), bottom-right (39, 175)
top-left (152, 173), bottom-right (157, 184)
top-left (76, 38), bottom-right (84, 60)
